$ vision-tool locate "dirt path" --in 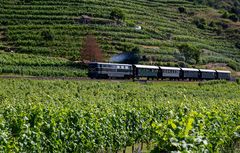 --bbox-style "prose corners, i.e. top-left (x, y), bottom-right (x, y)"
top-left (141, 45), bottom-right (159, 49)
